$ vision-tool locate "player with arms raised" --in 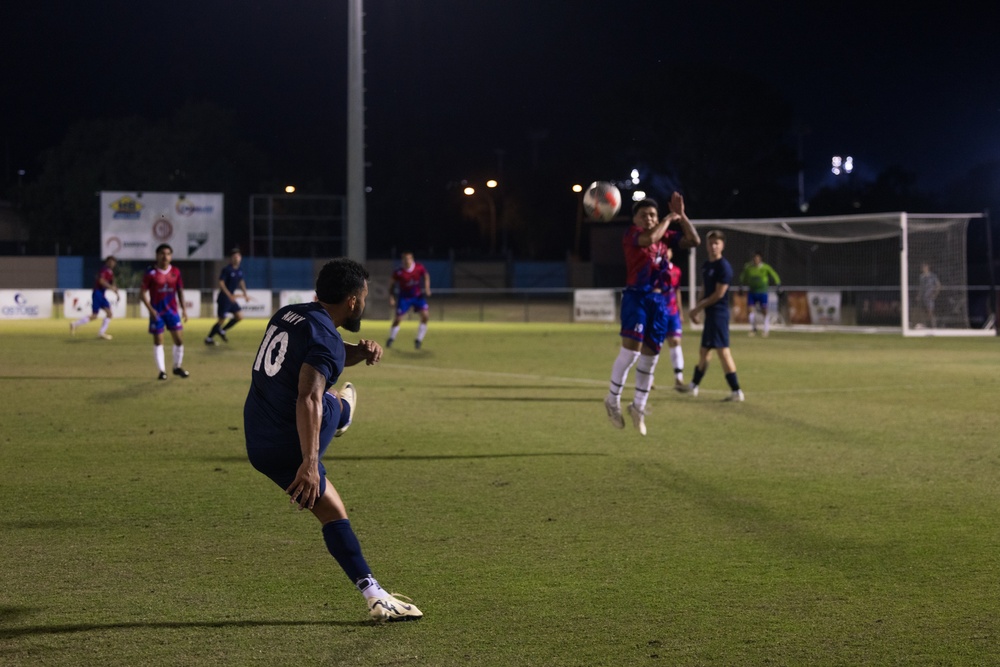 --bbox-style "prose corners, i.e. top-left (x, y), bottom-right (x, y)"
top-left (140, 243), bottom-right (190, 381)
top-left (386, 251), bottom-right (431, 349)
top-left (244, 257), bottom-right (422, 623)
top-left (604, 192), bottom-right (700, 435)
